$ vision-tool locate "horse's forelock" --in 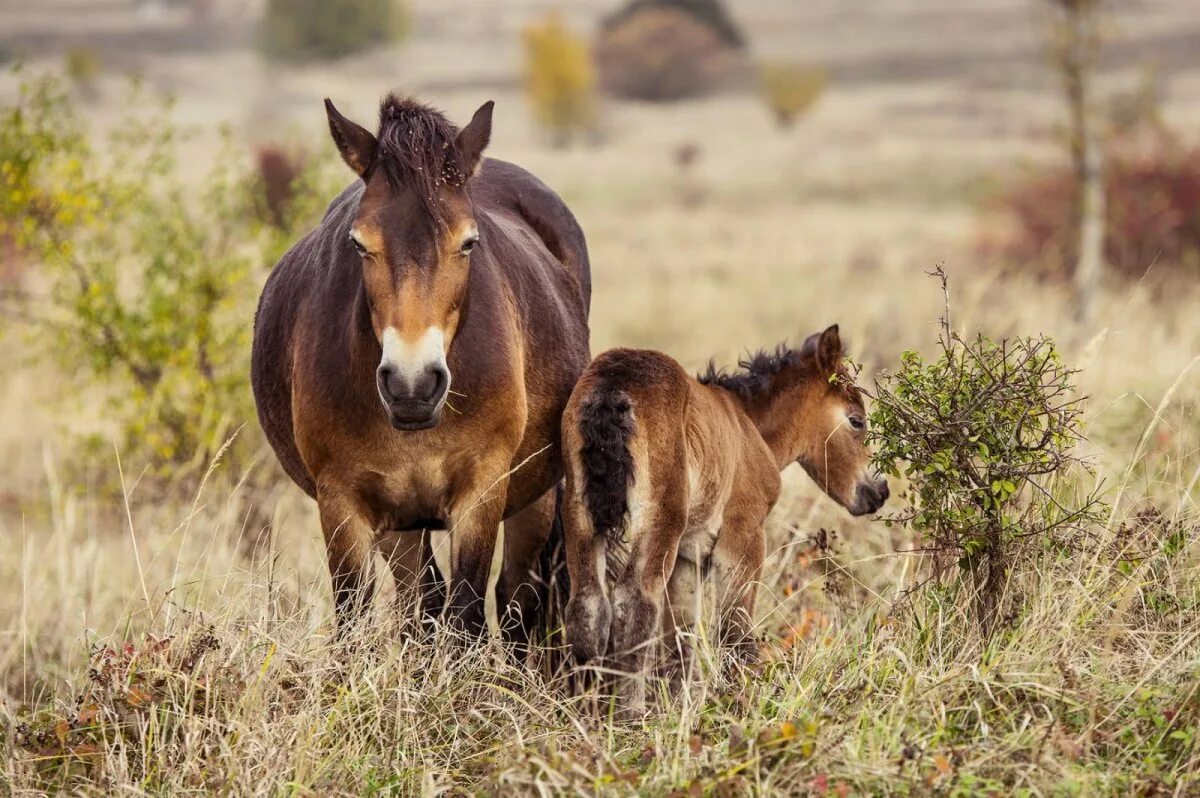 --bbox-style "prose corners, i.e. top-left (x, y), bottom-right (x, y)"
top-left (374, 95), bottom-right (470, 211)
